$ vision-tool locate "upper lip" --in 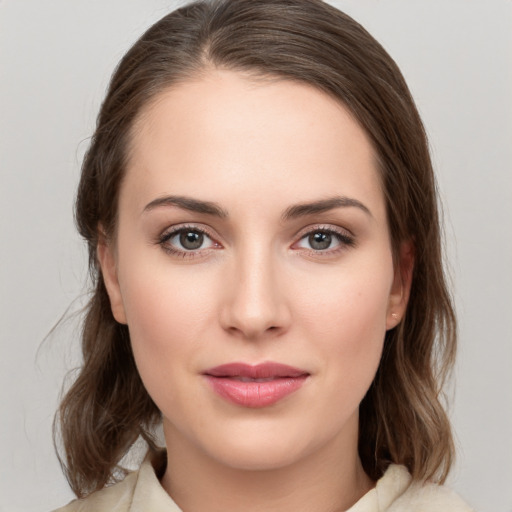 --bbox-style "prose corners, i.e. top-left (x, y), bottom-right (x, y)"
top-left (203, 362), bottom-right (309, 379)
